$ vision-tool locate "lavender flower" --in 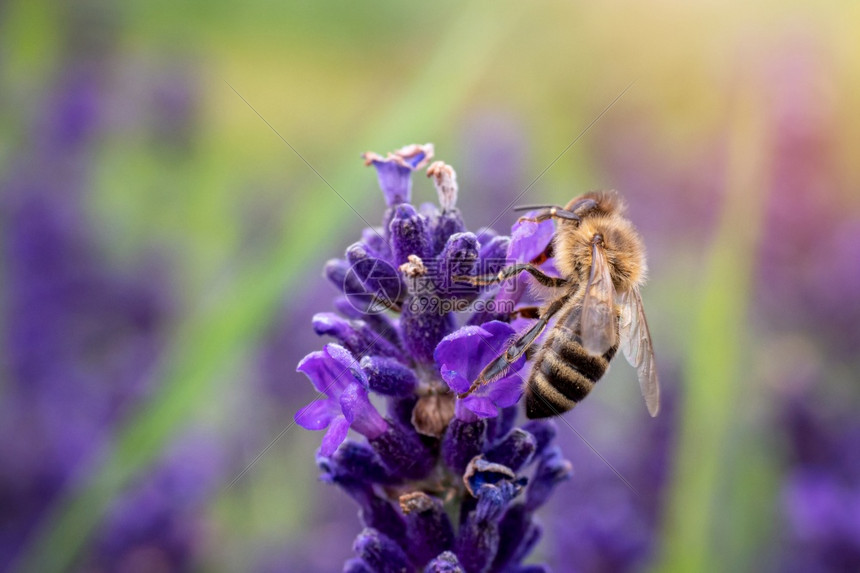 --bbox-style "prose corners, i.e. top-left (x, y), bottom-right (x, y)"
top-left (775, 391), bottom-right (860, 572)
top-left (0, 13), bottom-right (221, 567)
top-left (362, 143), bottom-right (435, 207)
top-left (295, 144), bottom-right (571, 571)
top-left (0, 72), bottom-right (175, 569)
top-left (86, 434), bottom-right (223, 572)
top-left (295, 344), bottom-right (388, 457)
top-left (435, 321), bottom-right (526, 420)
top-left (546, 386), bottom-right (678, 572)
top-left (753, 36), bottom-right (860, 358)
